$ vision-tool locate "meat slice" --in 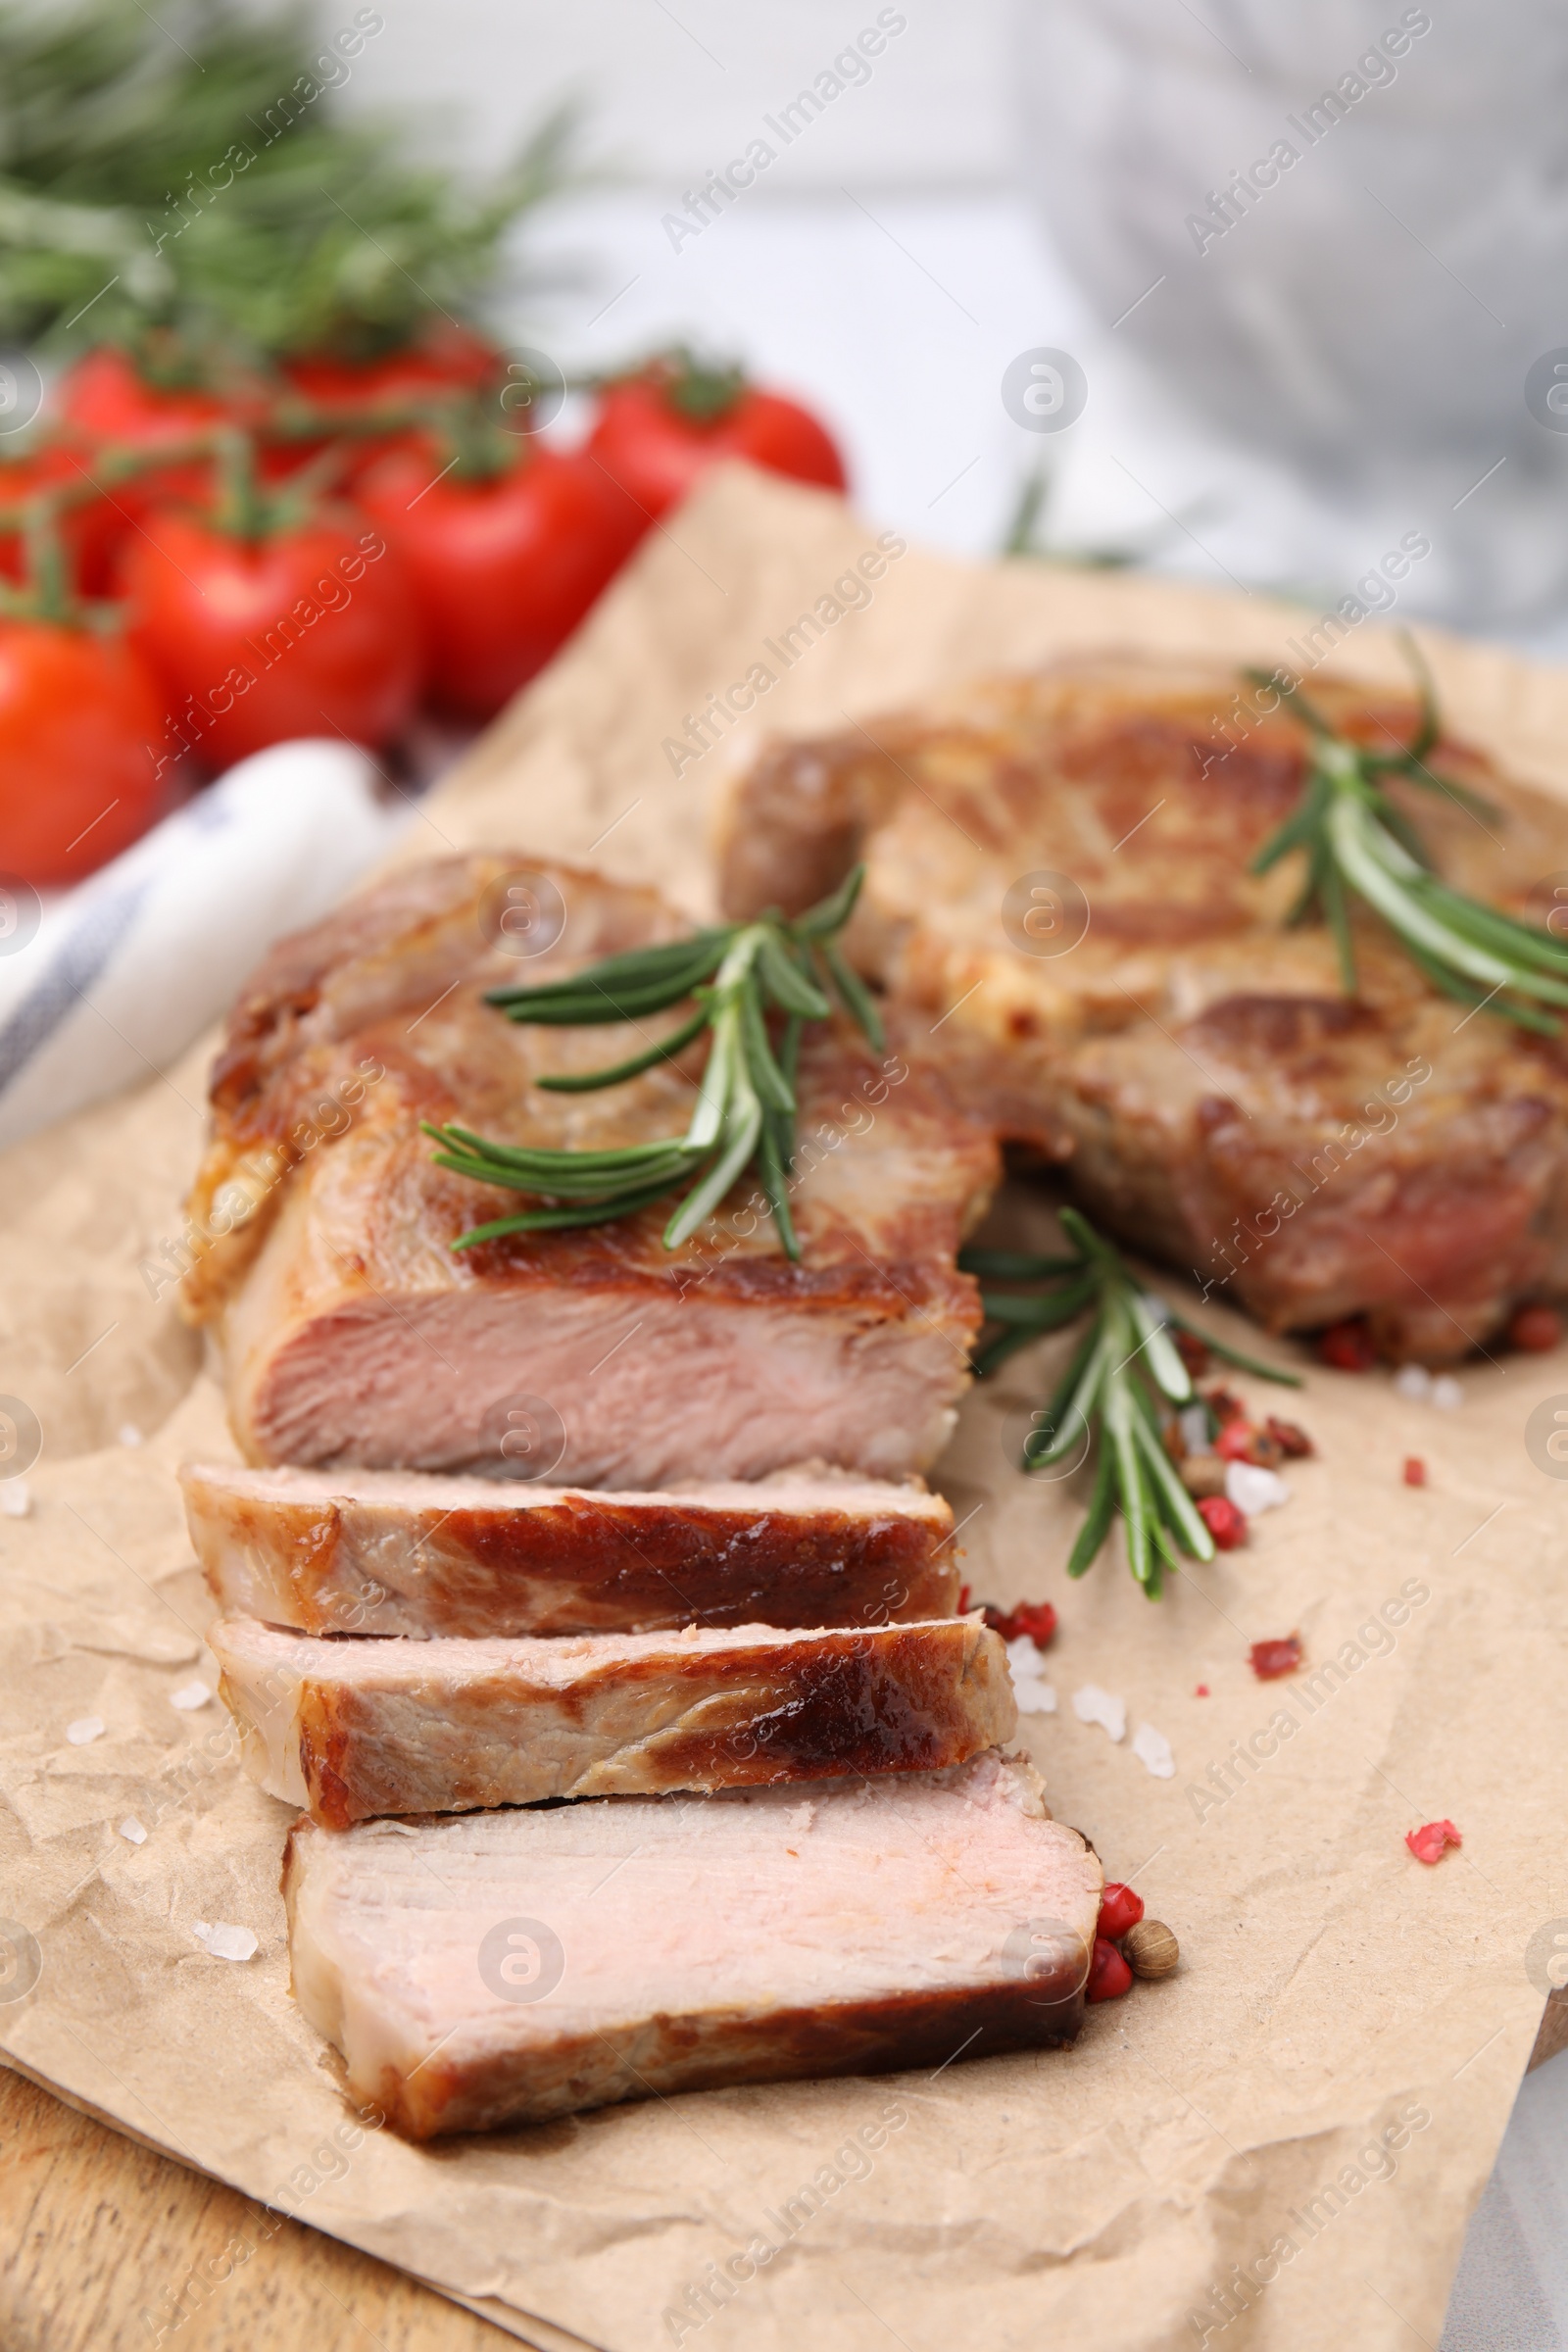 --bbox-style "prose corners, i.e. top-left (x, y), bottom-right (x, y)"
top-left (719, 660), bottom-right (1568, 1359)
top-left (180, 1460), bottom-right (958, 1638)
top-left (282, 1749), bottom-right (1102, 2135)
top-left (182, 854), bottom-right (998, 1483)
top-left (212, 1614), bottom-right (1014, 1826)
